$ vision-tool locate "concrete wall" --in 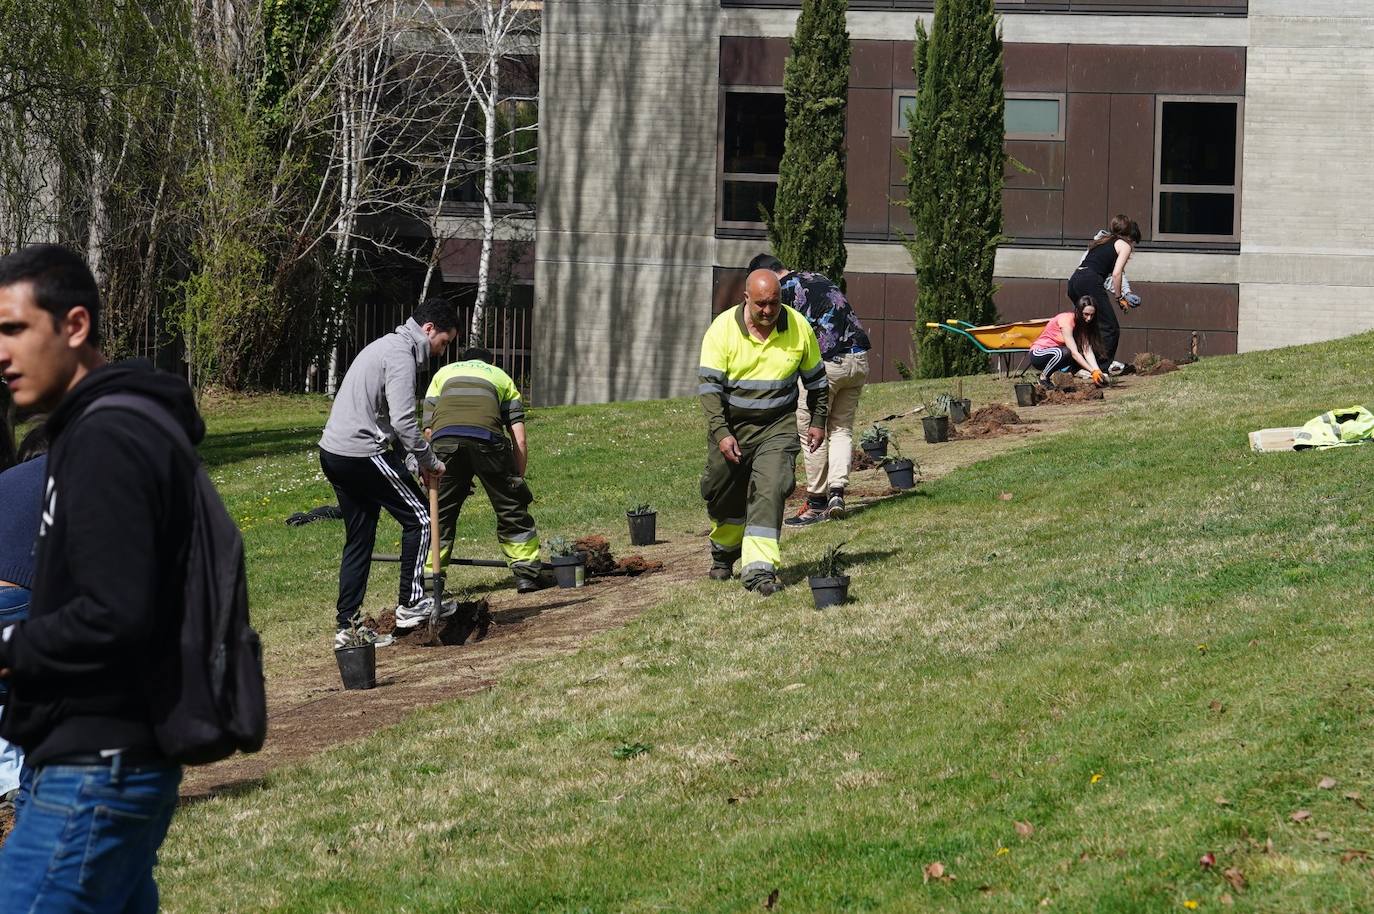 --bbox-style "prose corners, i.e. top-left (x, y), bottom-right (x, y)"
top-left (1238, 2), bottom-right (1374, 351)
top-left (534, 0), bottom-right (720, 405)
